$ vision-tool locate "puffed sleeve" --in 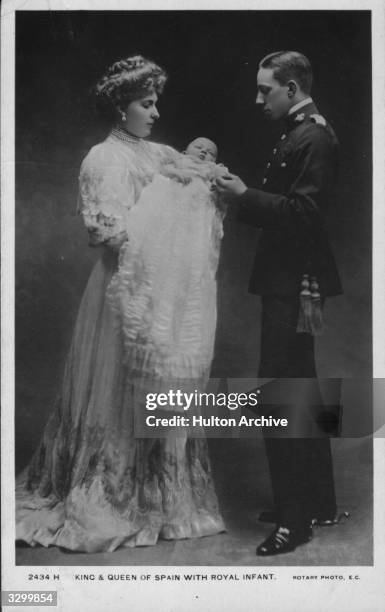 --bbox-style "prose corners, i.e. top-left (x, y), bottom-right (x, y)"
top-left (78, 144), bottom-right (135, 250)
